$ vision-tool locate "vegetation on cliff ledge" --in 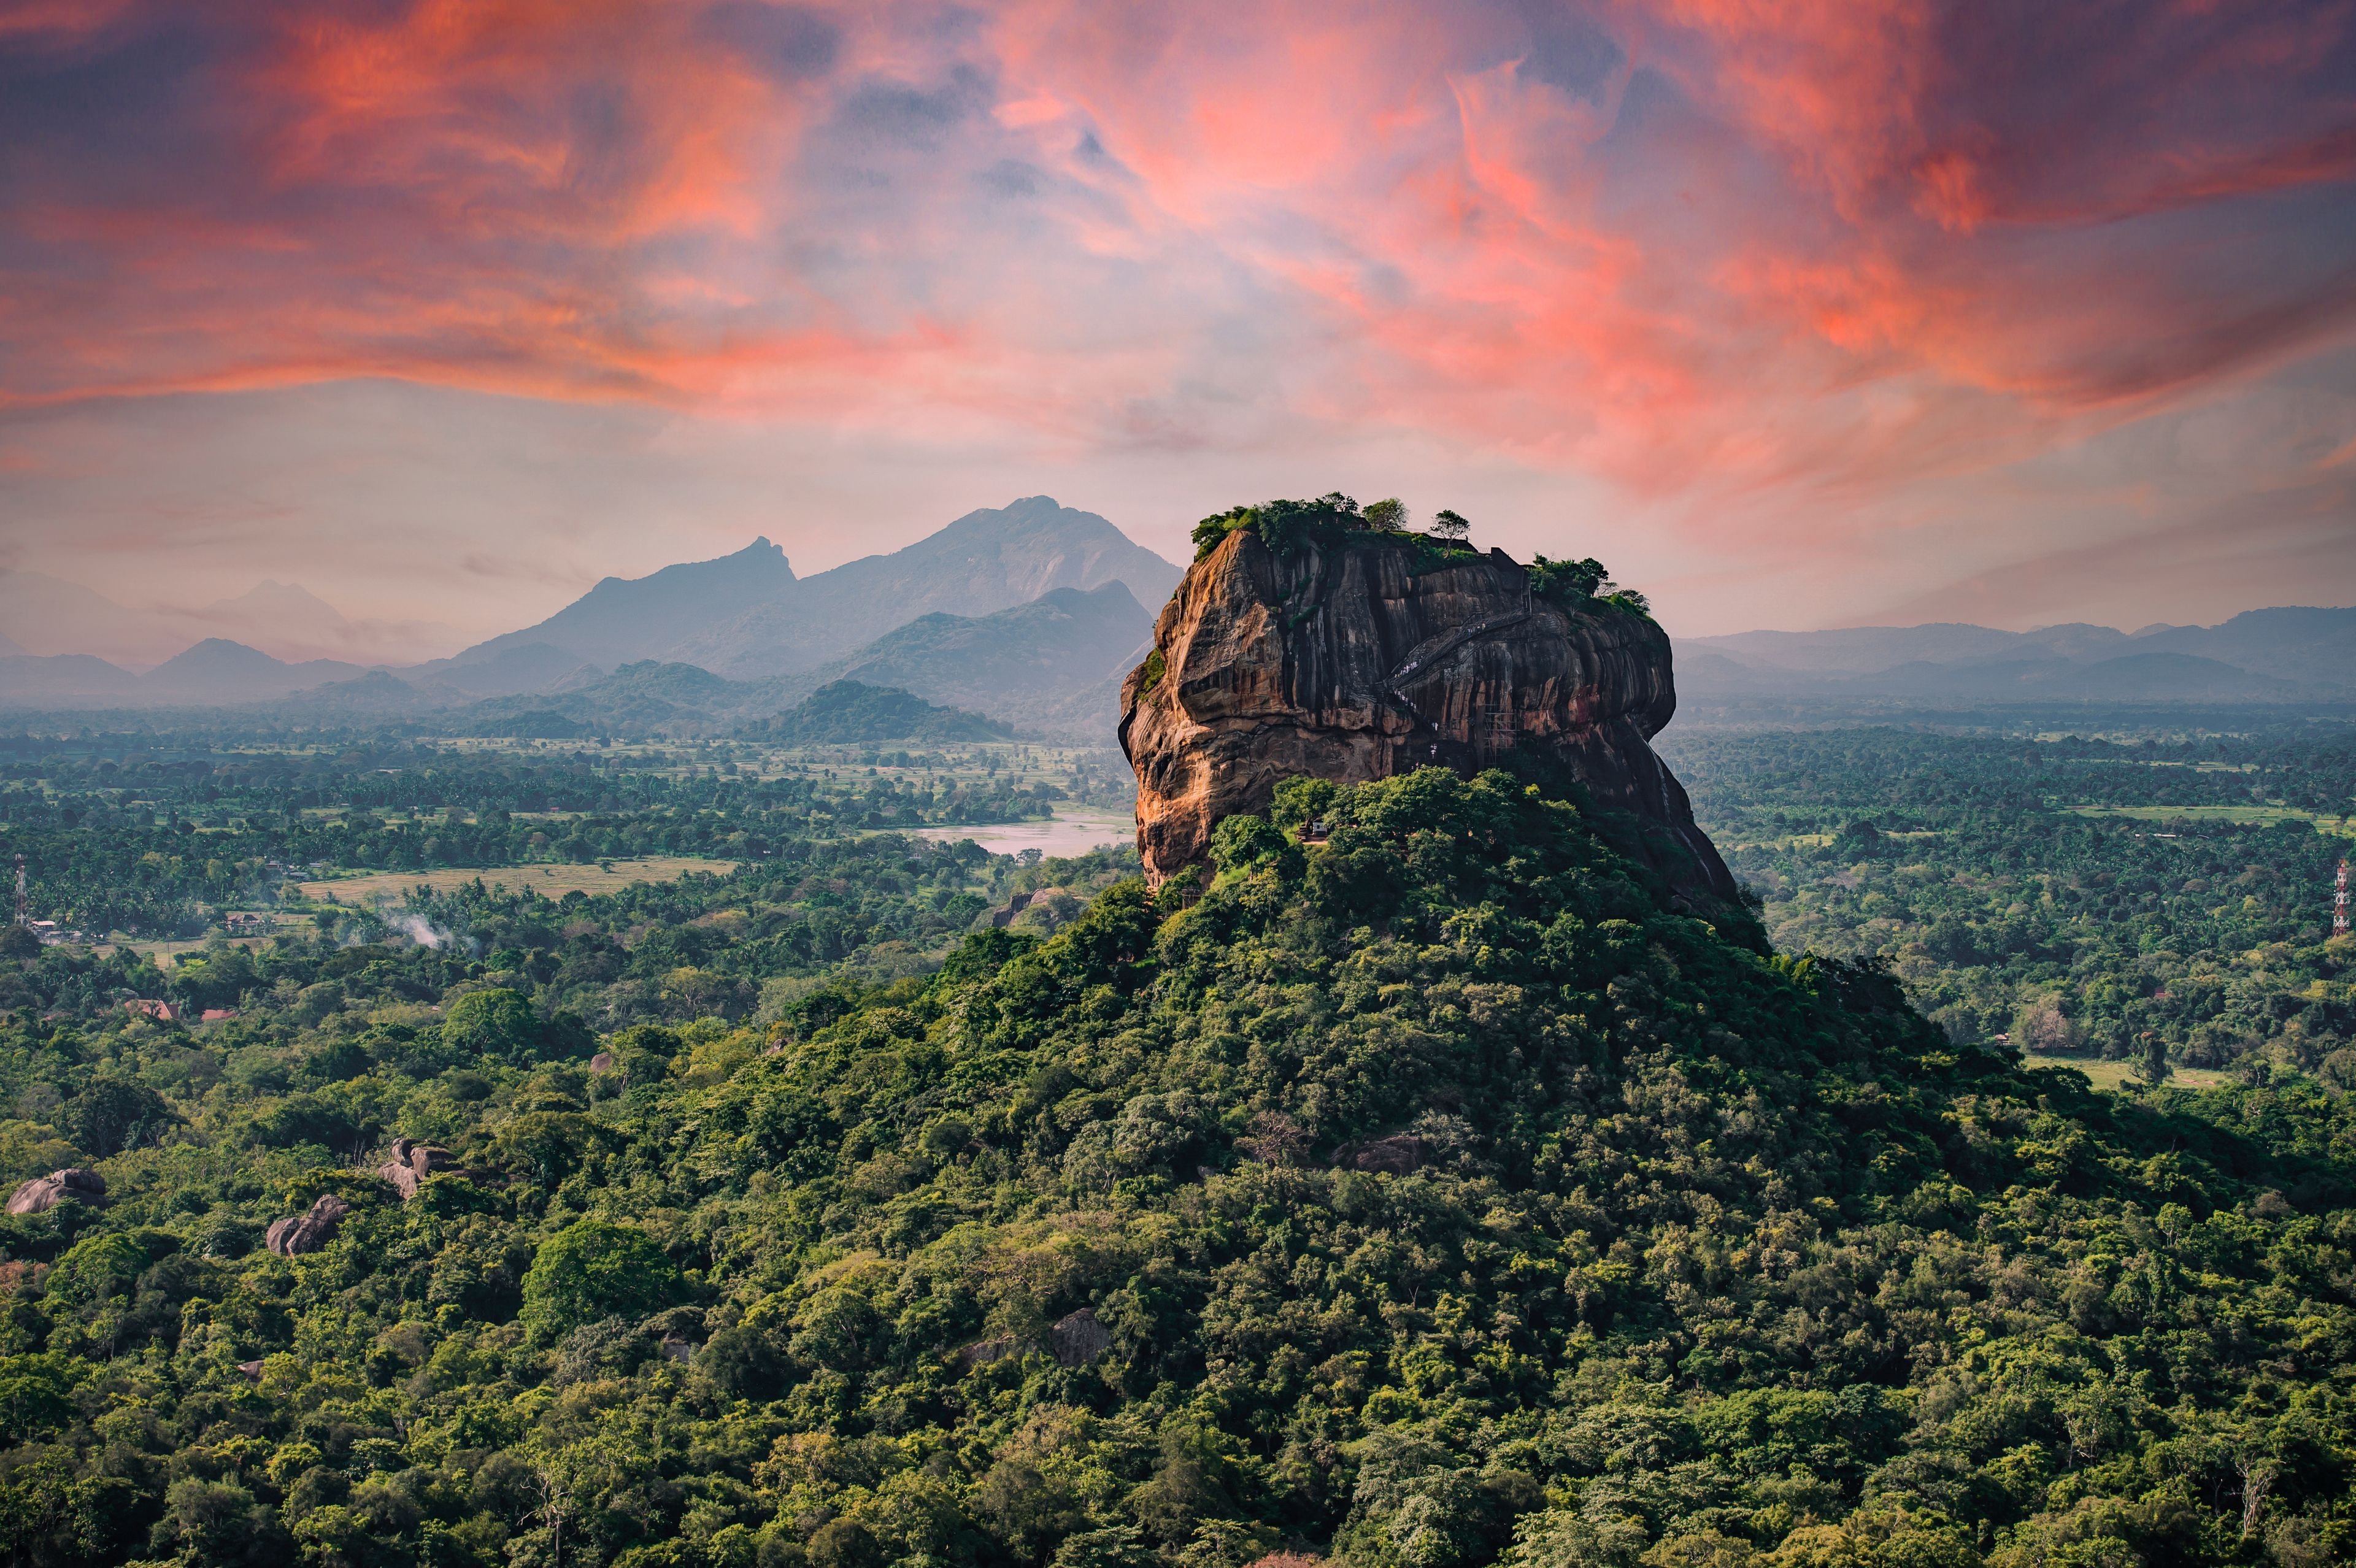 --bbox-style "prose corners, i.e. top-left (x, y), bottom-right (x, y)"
top-left (5, 766), bottom-right (2353, 1568)
top-left (1187, 496), bottom-right (1651, 617)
